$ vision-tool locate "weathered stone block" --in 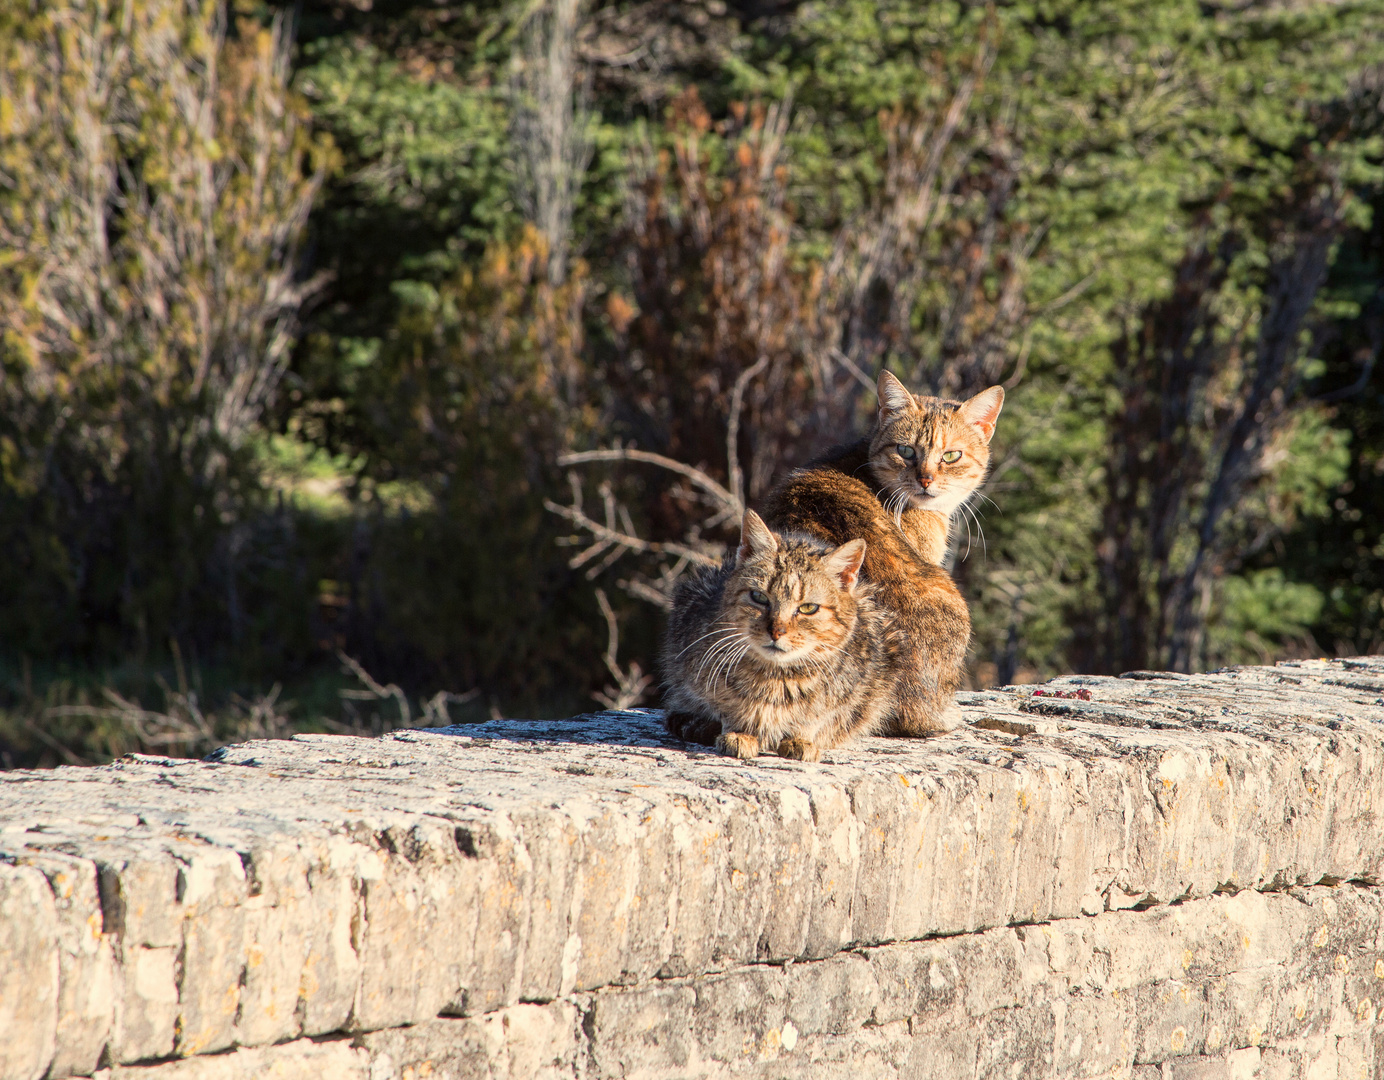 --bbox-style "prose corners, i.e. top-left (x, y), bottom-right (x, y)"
top-left (15, 852), bottom-right (114, 1078)
top-left (358, 1004), bottom-right (586, 1080)
top-left (0, 659), bottom-right (1381, 1078)
top-left (96, 844), bottom-right (184, 1063)
top-left (91, 1038), bottom-right (366, 1078)
top-left (173, 844), bottom-right (249, 1057)
top-left (0, 861), bottom-right (59, 1080)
